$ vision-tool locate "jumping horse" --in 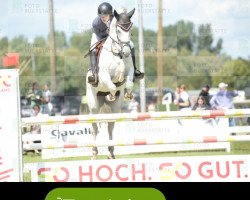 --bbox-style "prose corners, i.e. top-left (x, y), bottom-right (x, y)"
top-left (86, 8), bottom-right (135, 159)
